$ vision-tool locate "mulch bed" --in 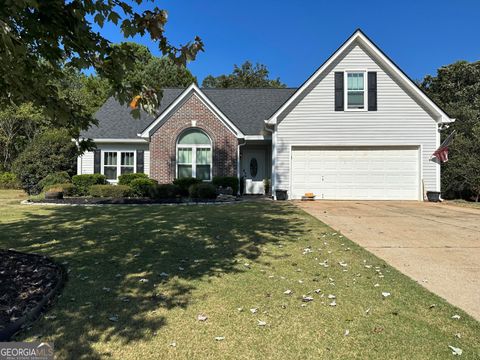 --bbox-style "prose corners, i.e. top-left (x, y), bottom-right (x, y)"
top-left (27, 197), bottom-right (239, 205)
top-left (0, 250), bottom-right (66, 340)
